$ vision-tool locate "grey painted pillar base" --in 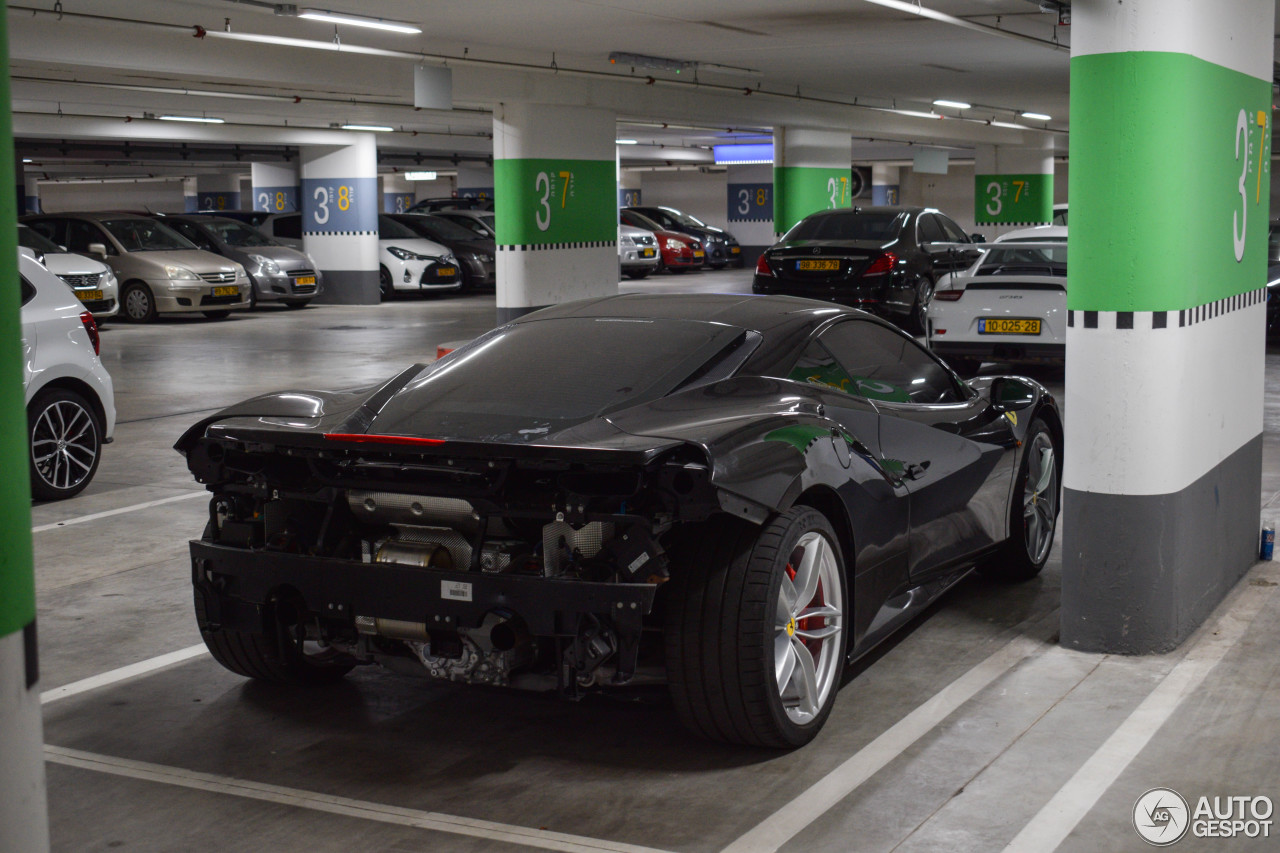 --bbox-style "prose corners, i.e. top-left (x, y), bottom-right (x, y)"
top-left (496, 304), bottom-right (549, 325)
top-left (311, 270), bottom-right (380, 305)
top-left (1061, 434), bottom-right (1262, 655)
